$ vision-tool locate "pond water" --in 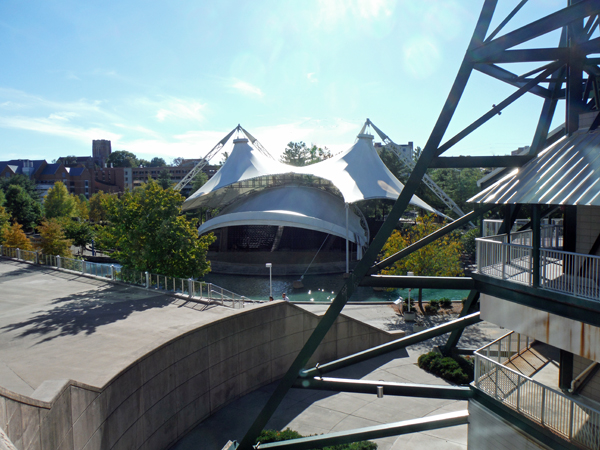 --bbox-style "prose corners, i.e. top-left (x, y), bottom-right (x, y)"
top-left (203, 273), bottom-right (468, 303)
